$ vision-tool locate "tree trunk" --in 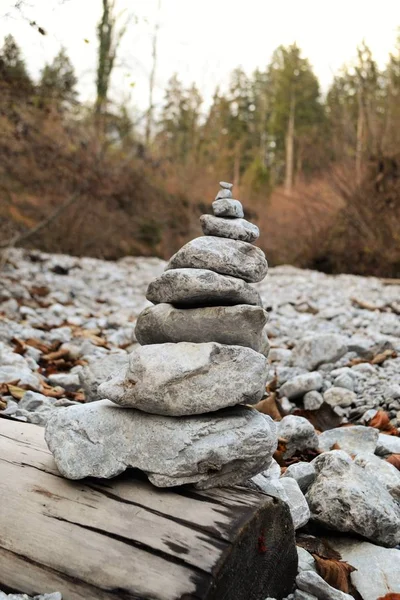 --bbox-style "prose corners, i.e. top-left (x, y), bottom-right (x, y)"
top-left (284, 93), bottom-right (295, 194)
top-left (356, 90), bottom-right (364, 185)
top-left (0, 418), bottom-right (298, 600)
top-left (145, 0), bottom-right (161, 148)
